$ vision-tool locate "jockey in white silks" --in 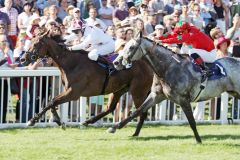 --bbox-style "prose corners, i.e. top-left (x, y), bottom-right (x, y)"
top-left (68, 24), bottom-right (115, 63)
